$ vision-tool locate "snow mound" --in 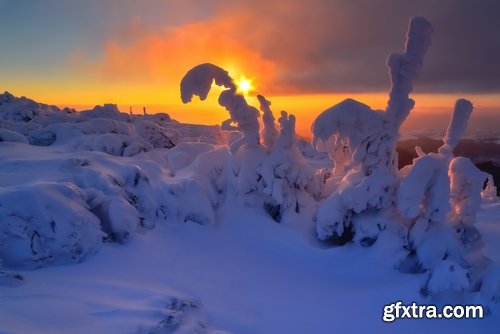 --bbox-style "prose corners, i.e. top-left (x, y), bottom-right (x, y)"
top-left (0, 182), bottom-right (104, 268)
top-left (0, 141), bottom-right (223, 268)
